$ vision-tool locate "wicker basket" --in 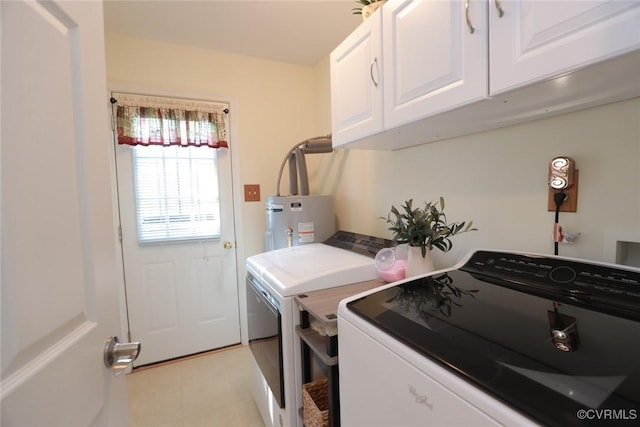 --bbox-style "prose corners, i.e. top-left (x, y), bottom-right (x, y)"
top-left (302, 378), bottom-right (329, 427)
